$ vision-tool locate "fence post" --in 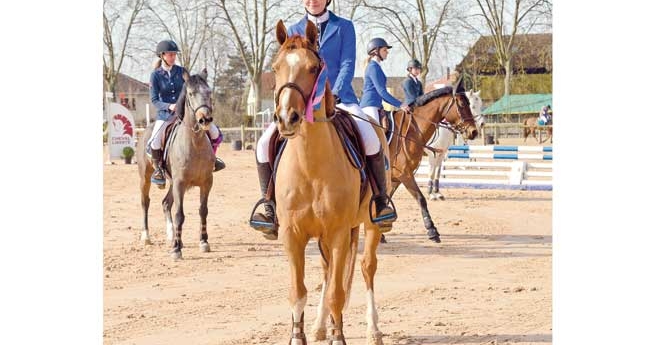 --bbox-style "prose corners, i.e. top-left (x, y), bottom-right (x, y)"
top-left (240, 124), bottom-right (245, 151)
